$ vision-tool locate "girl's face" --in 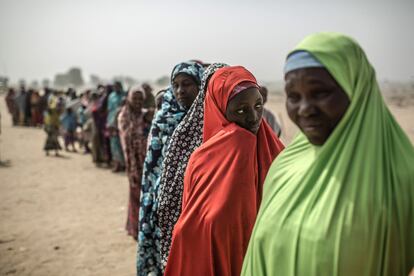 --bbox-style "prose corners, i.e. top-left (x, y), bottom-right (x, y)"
top-left (225, 87), bottom-right (263, 135)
